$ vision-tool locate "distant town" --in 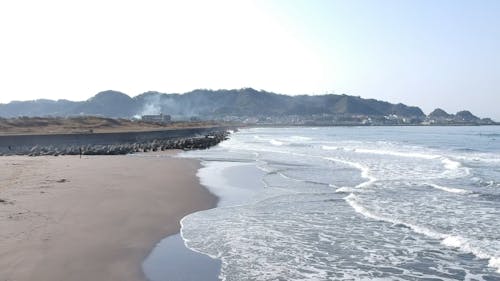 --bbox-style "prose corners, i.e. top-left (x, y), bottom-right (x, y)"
top-left (141, 109), bottom-right (497, 127)
top-left (212, 110), bottom-right (496, 126)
